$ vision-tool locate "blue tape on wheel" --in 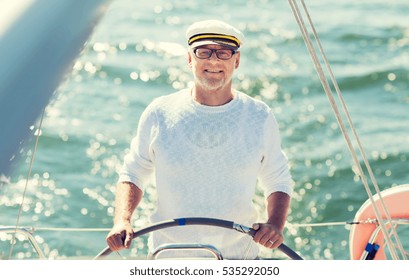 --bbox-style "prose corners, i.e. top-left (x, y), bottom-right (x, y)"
top-left (177, 218), bottom-right (186, 226)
